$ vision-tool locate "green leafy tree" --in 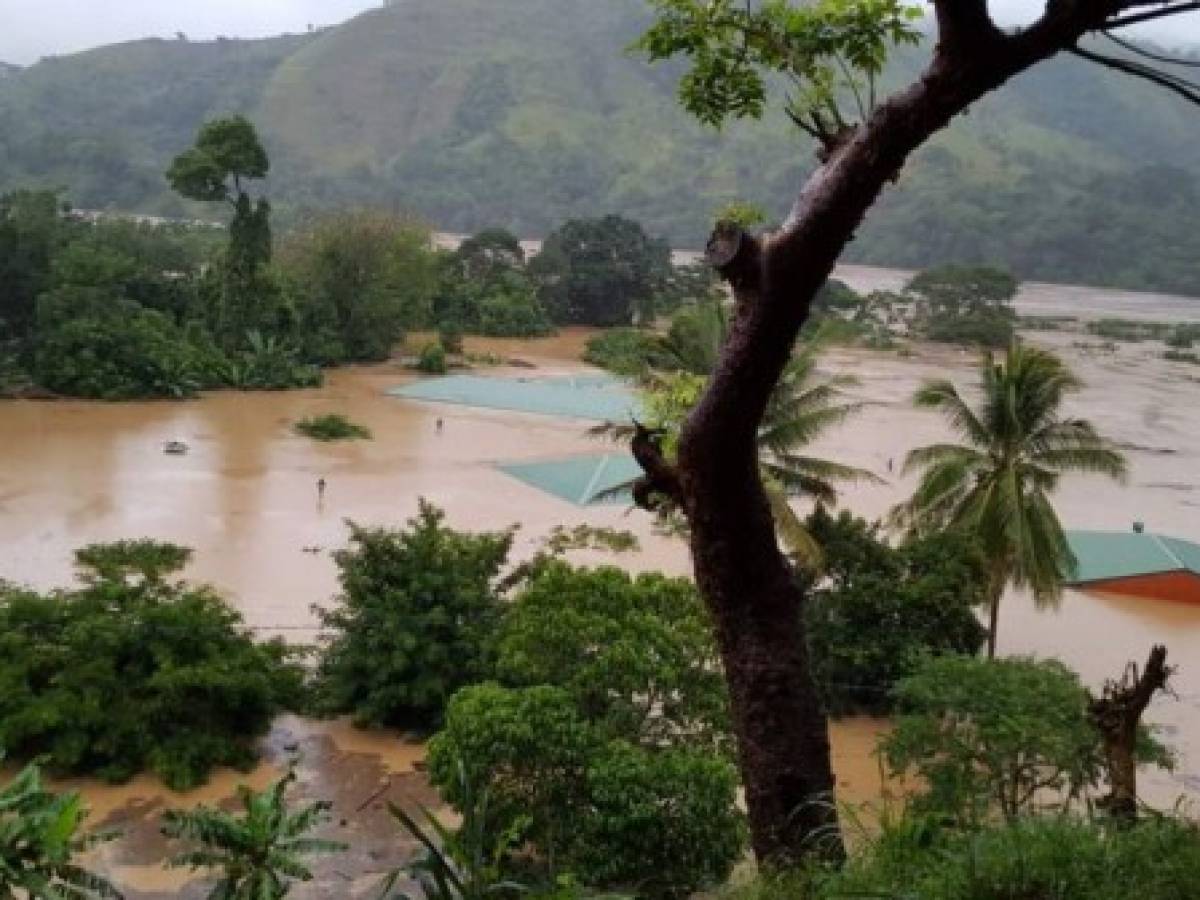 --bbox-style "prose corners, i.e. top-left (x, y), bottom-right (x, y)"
top-left (892, 343), bottom-right (1127, 657)
top-left (314, 502), bottom-right (514, 730)
top-left (0, 542), bottom-right (303, 789)
top-left (278, 211), bottom-right (437, 363)
top-left (881, 655), bottom-right (1170, 826)
top-left (906, 265), bottom-right (1017, 348)
top-left (162, 771), bottom-right (345, 900)
top-left (628, 0), bottom-right (1200, 863)
top-left (531, 216), bottom-right (671, 326)
top-left (0, 190), bottom-right (67, 346)
top-left (495, 563), bottom-right (729, 752)
top-left (801, 508), bottom-right (988, 715)
top-left (0, 759), bottom-right (120, 899)
top-left (168, 117), bottom-right (276, 347)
